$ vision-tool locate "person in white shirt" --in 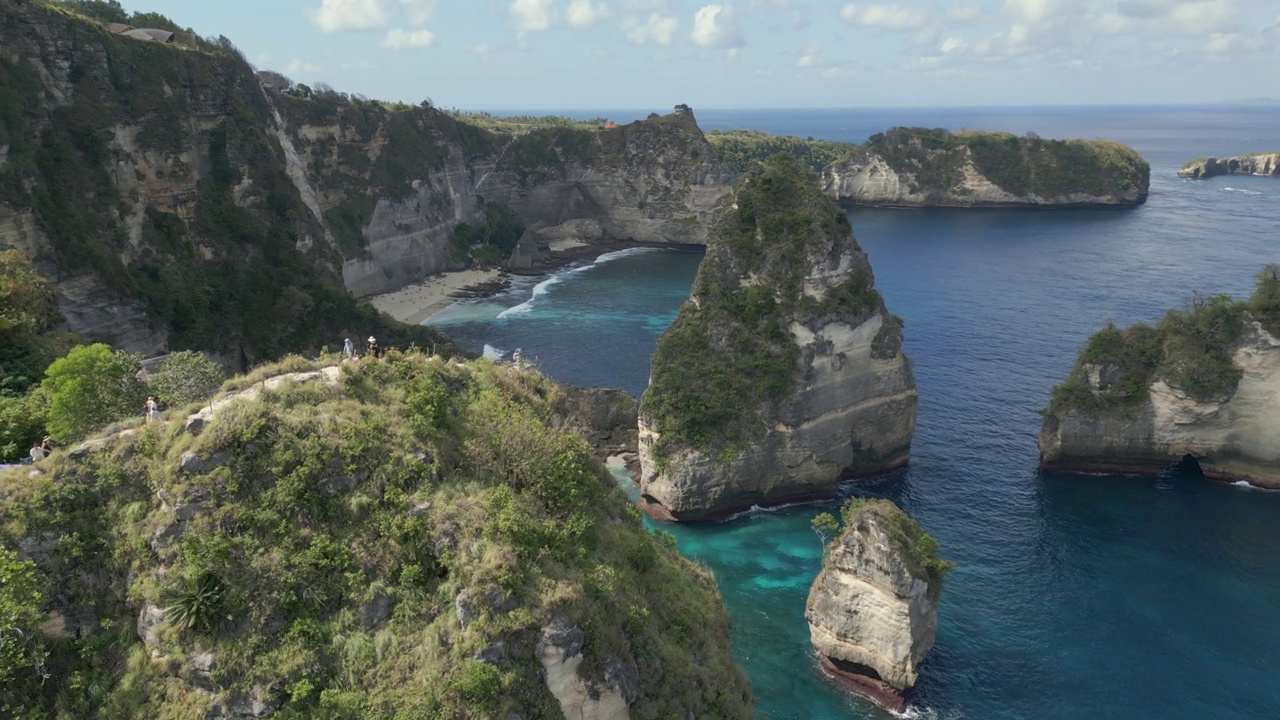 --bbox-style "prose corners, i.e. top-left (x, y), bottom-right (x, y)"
top-left (29, 443), bottom-right (45, 462)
